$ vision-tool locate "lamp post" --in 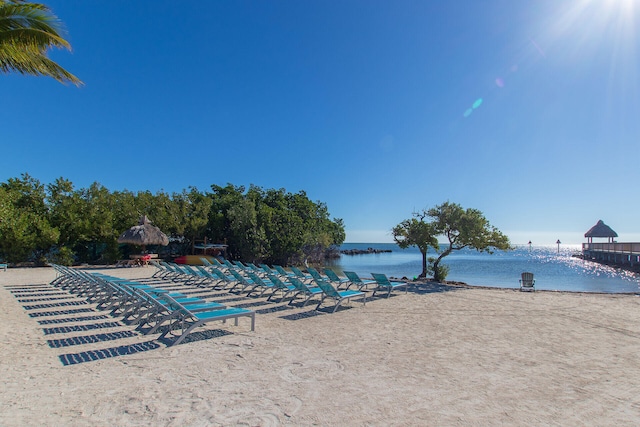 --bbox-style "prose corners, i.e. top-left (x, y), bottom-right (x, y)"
top-left (556, 239), bottom-right (561, 253)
